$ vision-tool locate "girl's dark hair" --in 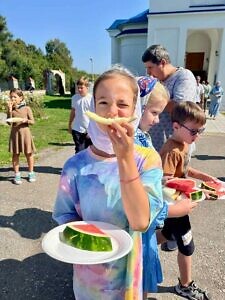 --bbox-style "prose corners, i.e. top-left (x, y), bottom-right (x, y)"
top-left (171, 101), bottom-right (206, 125)
top-left (10, 88), bottom-right (24, 99)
